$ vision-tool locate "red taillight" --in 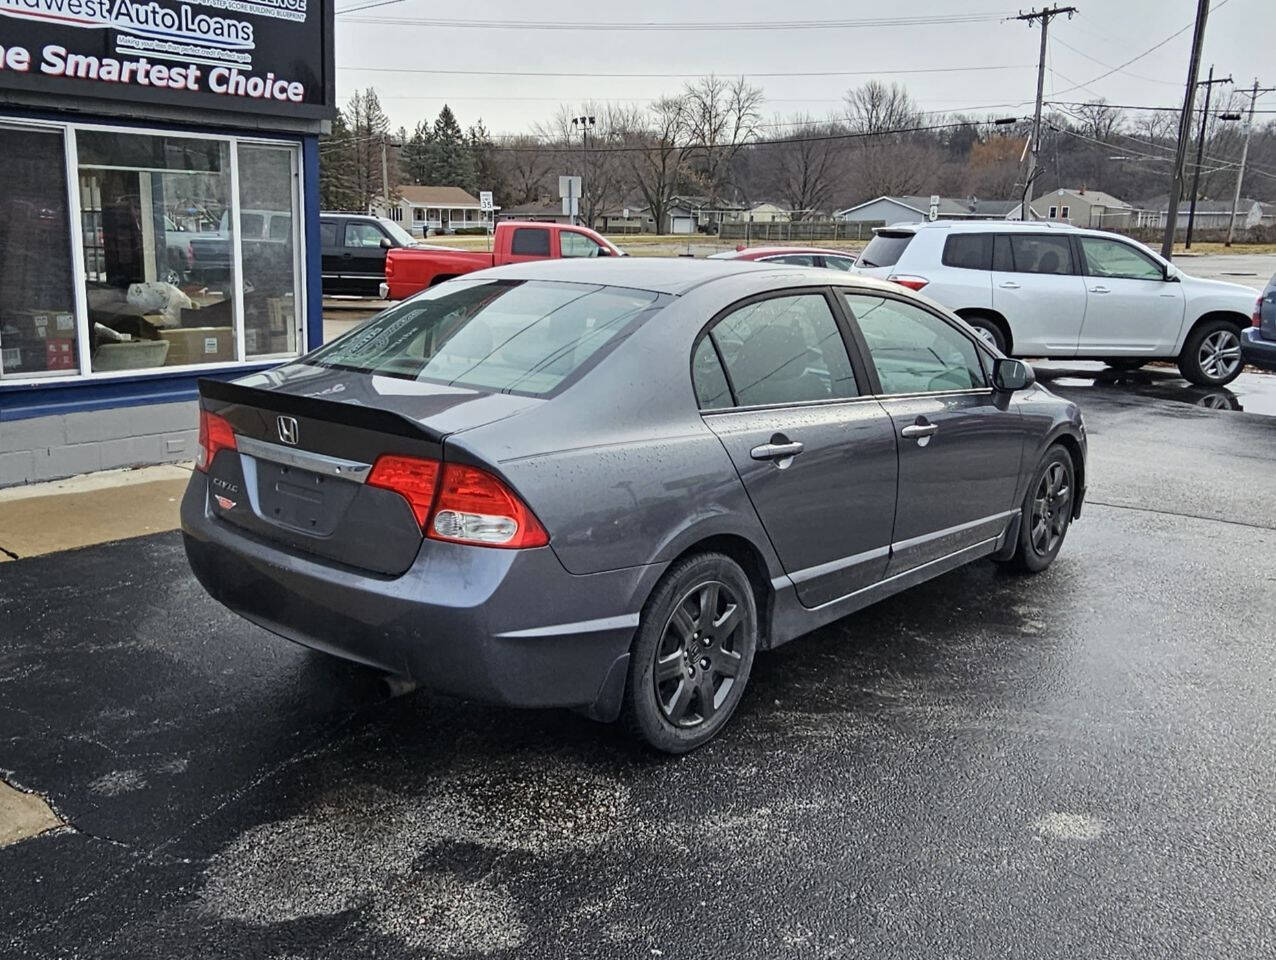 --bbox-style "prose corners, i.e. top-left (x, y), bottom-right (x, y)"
top-left (427, 463), bottom-right (548, 549)
top-left (196, 409), bottom-right (236, 472)
top-left (1254, 296), bottom-right (1263, 328)
top-left (367, 454), bottom-right (440, 527)
top-left (888, 274), bottom-right (929, 291)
